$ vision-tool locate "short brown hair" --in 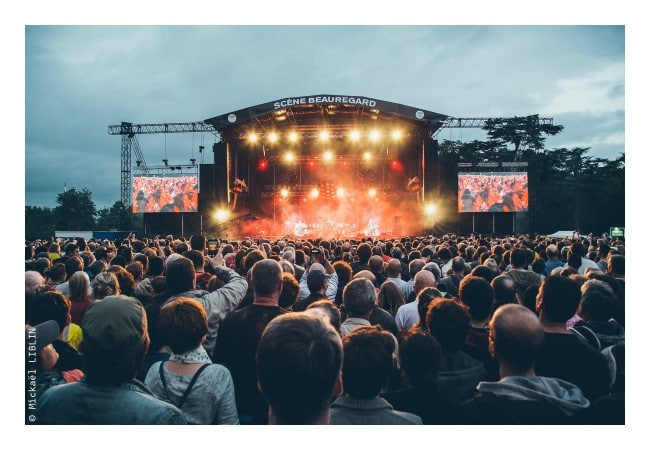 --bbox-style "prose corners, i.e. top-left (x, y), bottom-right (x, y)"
top-left (157, 297), bottom-right (208, 354)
